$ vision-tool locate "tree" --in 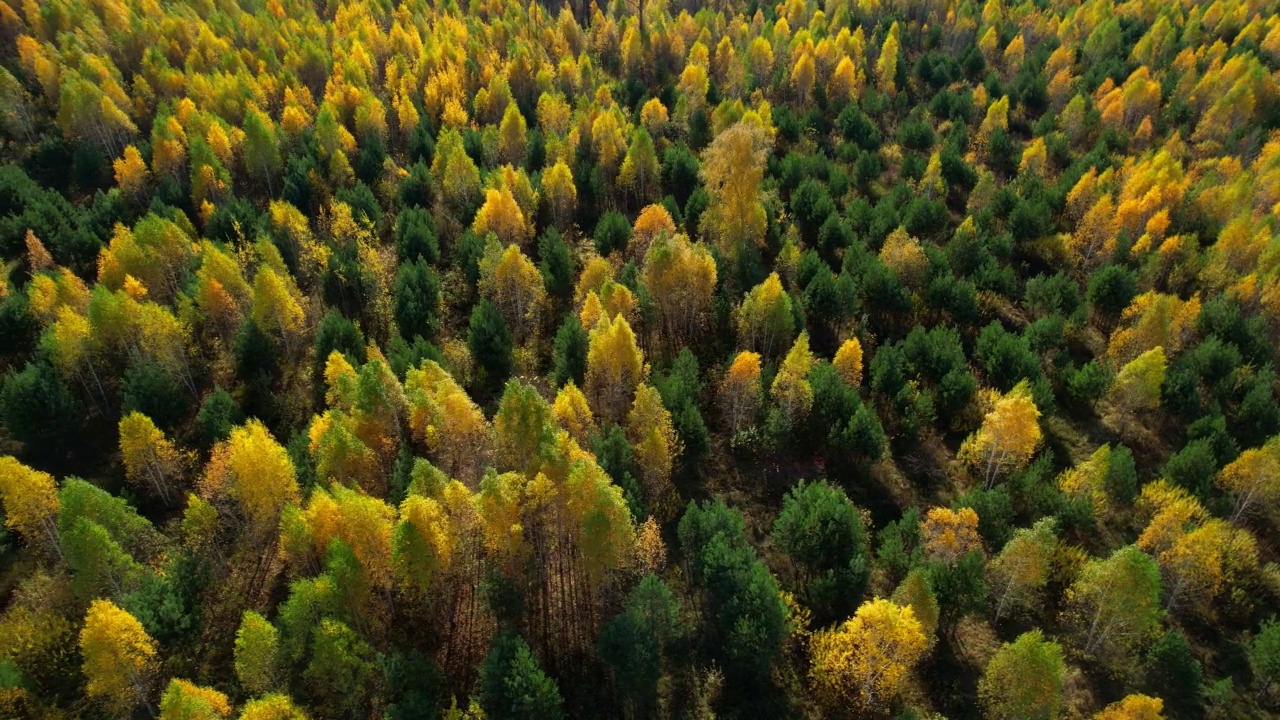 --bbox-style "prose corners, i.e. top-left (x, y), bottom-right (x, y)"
top-left (80, 599), bottom-right (158, 717)
top-left (737, 273), bottom-right (796, 358)
top-left (1217, 436), bottom-right (1280, 522)
top-left (467, 299), bottom-right (514, 387)
top-left (158, 678), bottom-right (232, 720)
top-left (303, 618), bottom-right (374, 716)
top-left (585, 313), bottom-right (646, 424)
top-left (809, 598), bottom-right (926, 714)
top-left (771, 332), bottom-right (815, 428)
top-left (720, 351), bottom-right (763, 433)
top-left (700, 121), bottom-right (771, 259)
top-left (833, 338), bottom-right (864, 387)
top-left (1109, 347), bottom-right (1166, 416)
top-left (619, 127), bottom-right (660, 203)
top-left (238, 694), bottom-right (308, 720)
top-left (201, 420), bottom-right (300, 535)
top-left (1251, 617), bottom-right (1280, 701)
top-left (876, 24), bottom-right (901, 95)
top-left (479, 242), bottom-right (546, 342)
top-left (960, 381), bottom-right (1043, 488)
top-left (678, 499), bottom-right (788, 683)
top-left (479, 634), bottom-right (564, 720)
top-left (119, 412), bottom-right (190, 506)
top-left (627, 384), bottom-right (681, 520)
top-left (542, 161), bottom-right (576, 228)
top-left (1140, 629), bottom-right (1202, 717)
top-left (988, 518), bottom-right (1056, 620)
top-left (641, 232), bottom-right (717, 346)
top-left (1094, 695), bottom-right (1165, 720)
top-left (978, 630), bottom-right (1065, 720)
top-left (772, 479), bottom-right (870, 622)
top-left (473, 187), bottom-right (533, 248)
top-left (393, 259), bottom-right (440, 341)
top-left (243, 107), bottom-right (282, 196)
top-left (597, 576), bottom-right (682, 717)
top-left (498, 103), bottom-right (527, 166)
top-left (1066, 545), bottom-right (1163, 668)
top-left (114, 145), bottom-right (149, 196)
top-left (235, 611), bottom-right (279, 696)
top-left (922, 507), bottom-right (983, 565)
top-left (0, 456), bottom-right (61, 552)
